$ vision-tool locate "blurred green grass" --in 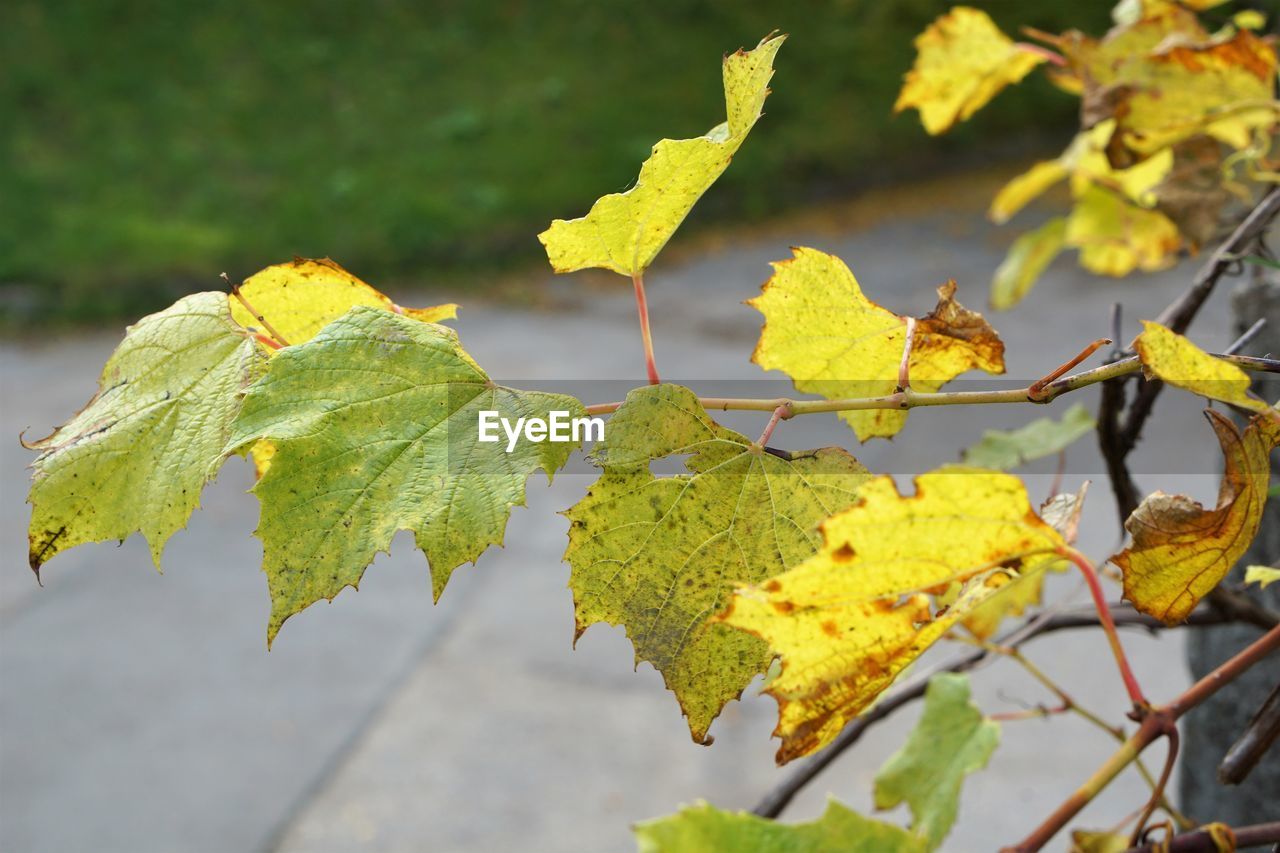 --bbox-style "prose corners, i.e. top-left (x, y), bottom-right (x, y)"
top-left (3, 0), bottom-right (1120, 324)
